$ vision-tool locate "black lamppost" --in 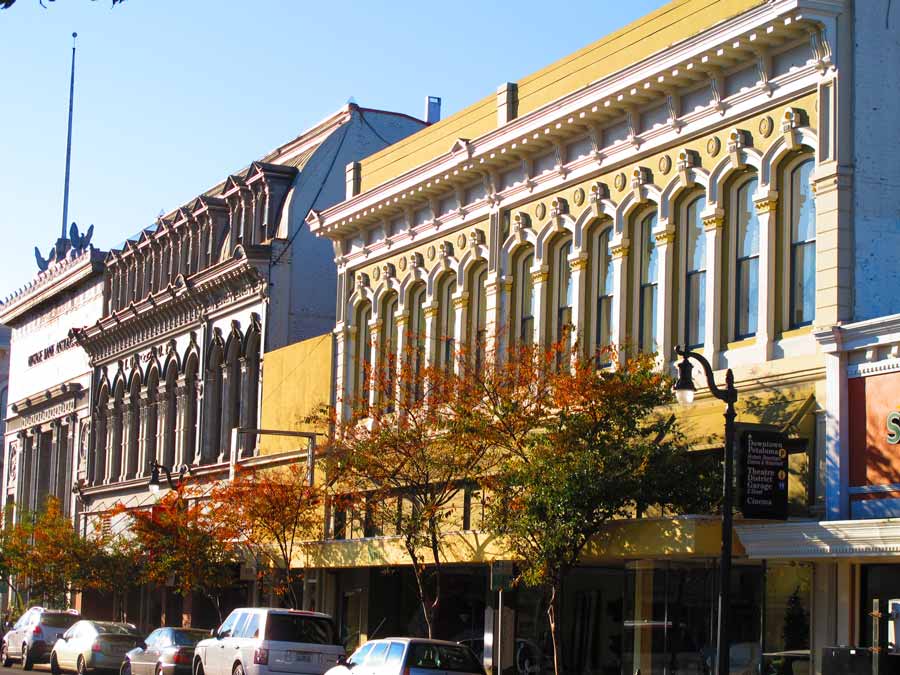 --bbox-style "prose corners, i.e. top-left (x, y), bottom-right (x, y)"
top-left (148, 458), bottom-right (192, 494)
top-left (673, 345), bottom-right (738, 675)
